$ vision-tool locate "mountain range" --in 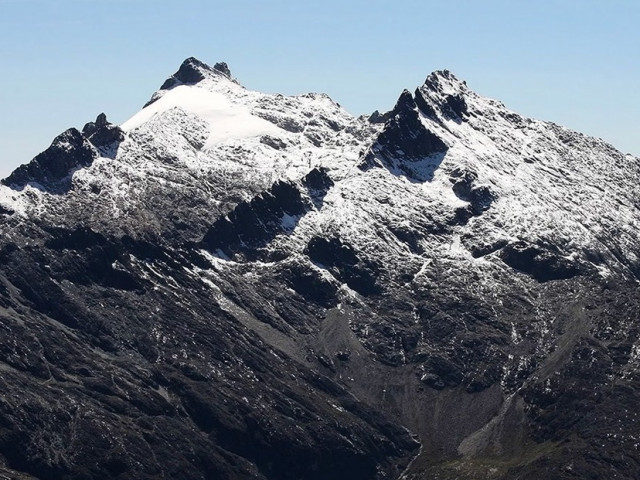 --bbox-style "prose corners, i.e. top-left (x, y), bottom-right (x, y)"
top-left (0, 57), bottom-right (639, 479)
